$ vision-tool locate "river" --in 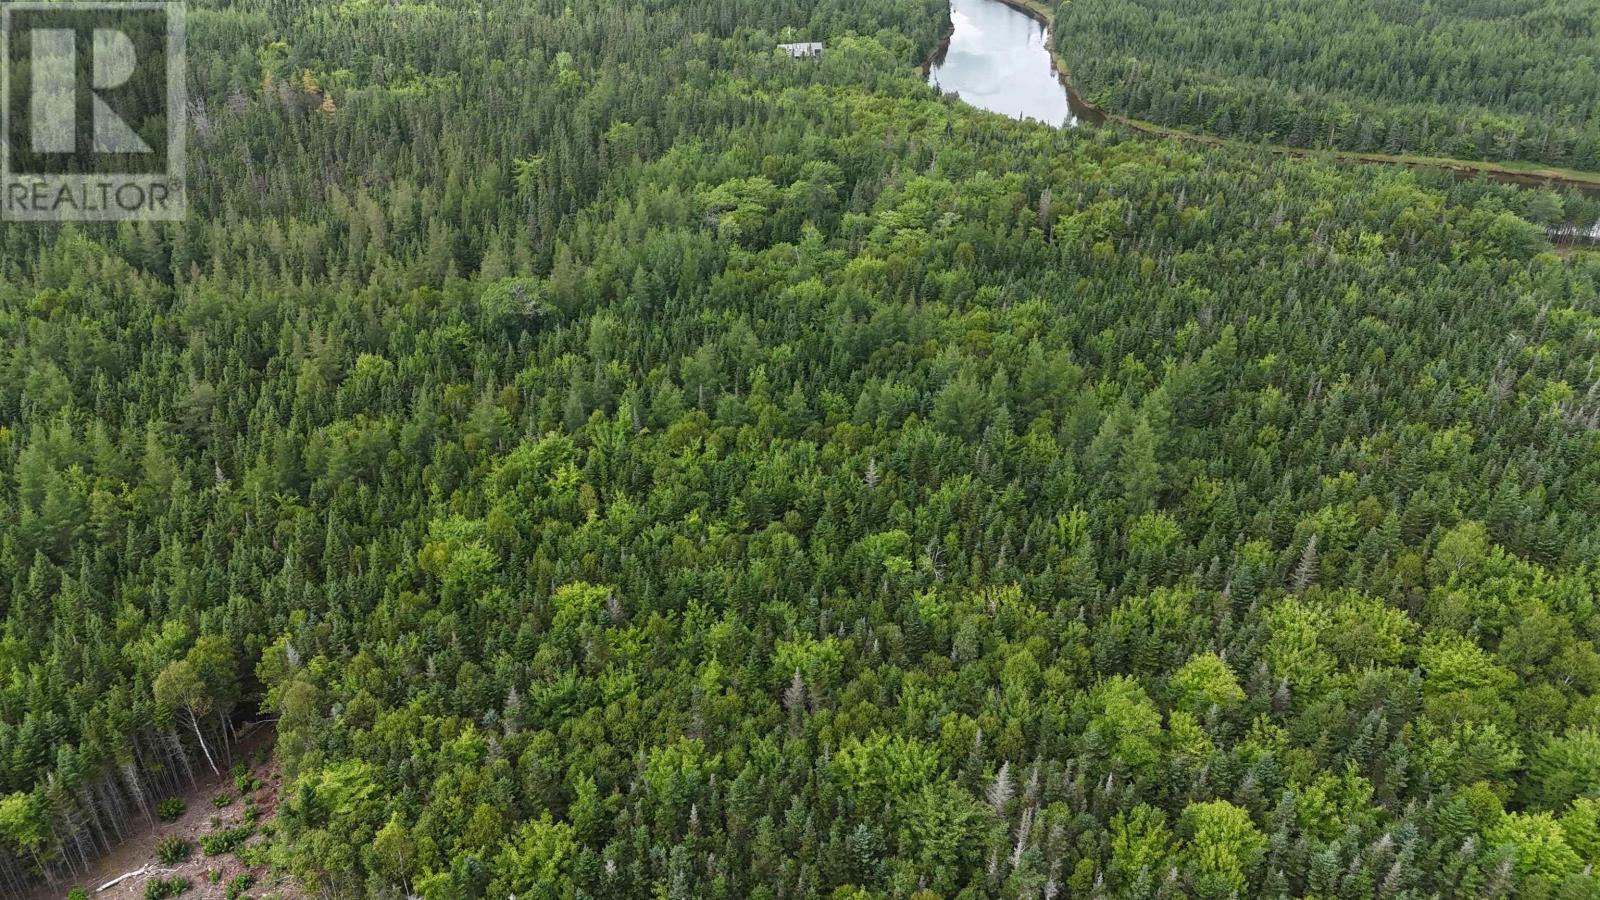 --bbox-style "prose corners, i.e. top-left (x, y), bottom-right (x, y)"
top-left (923, 0), bottom-right (1600, 208)
top-left (927, 0), bottom-right (1075, 127)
